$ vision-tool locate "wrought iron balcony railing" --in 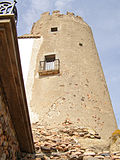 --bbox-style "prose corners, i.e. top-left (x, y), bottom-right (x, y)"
top-left (39, 59), bottom-right (60, 76)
